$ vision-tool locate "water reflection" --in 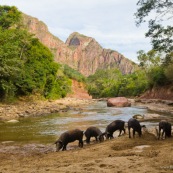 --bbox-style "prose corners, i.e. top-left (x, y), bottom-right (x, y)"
top-left (0, 101), bottom-right (160, 143)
